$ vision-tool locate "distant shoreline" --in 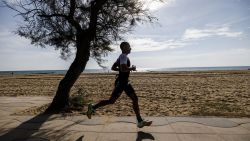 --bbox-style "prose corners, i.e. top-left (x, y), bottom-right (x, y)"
top-left (0, 66), bottom-right (250, 75)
